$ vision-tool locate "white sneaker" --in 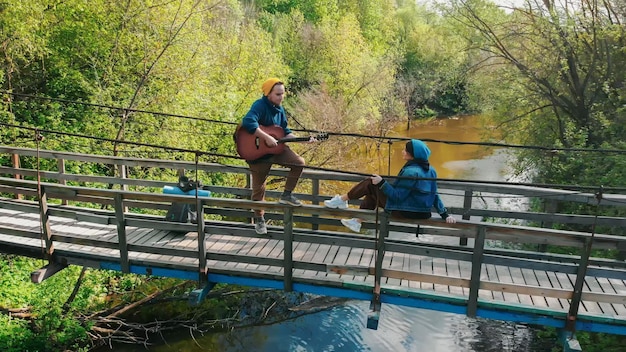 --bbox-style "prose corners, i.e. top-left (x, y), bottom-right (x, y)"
top-left (324, 195), bottom-right (348, 209)
top-left (255, 218), bottom-right (267, 235)
top-left (341, 218), bottom-right (362, 233)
